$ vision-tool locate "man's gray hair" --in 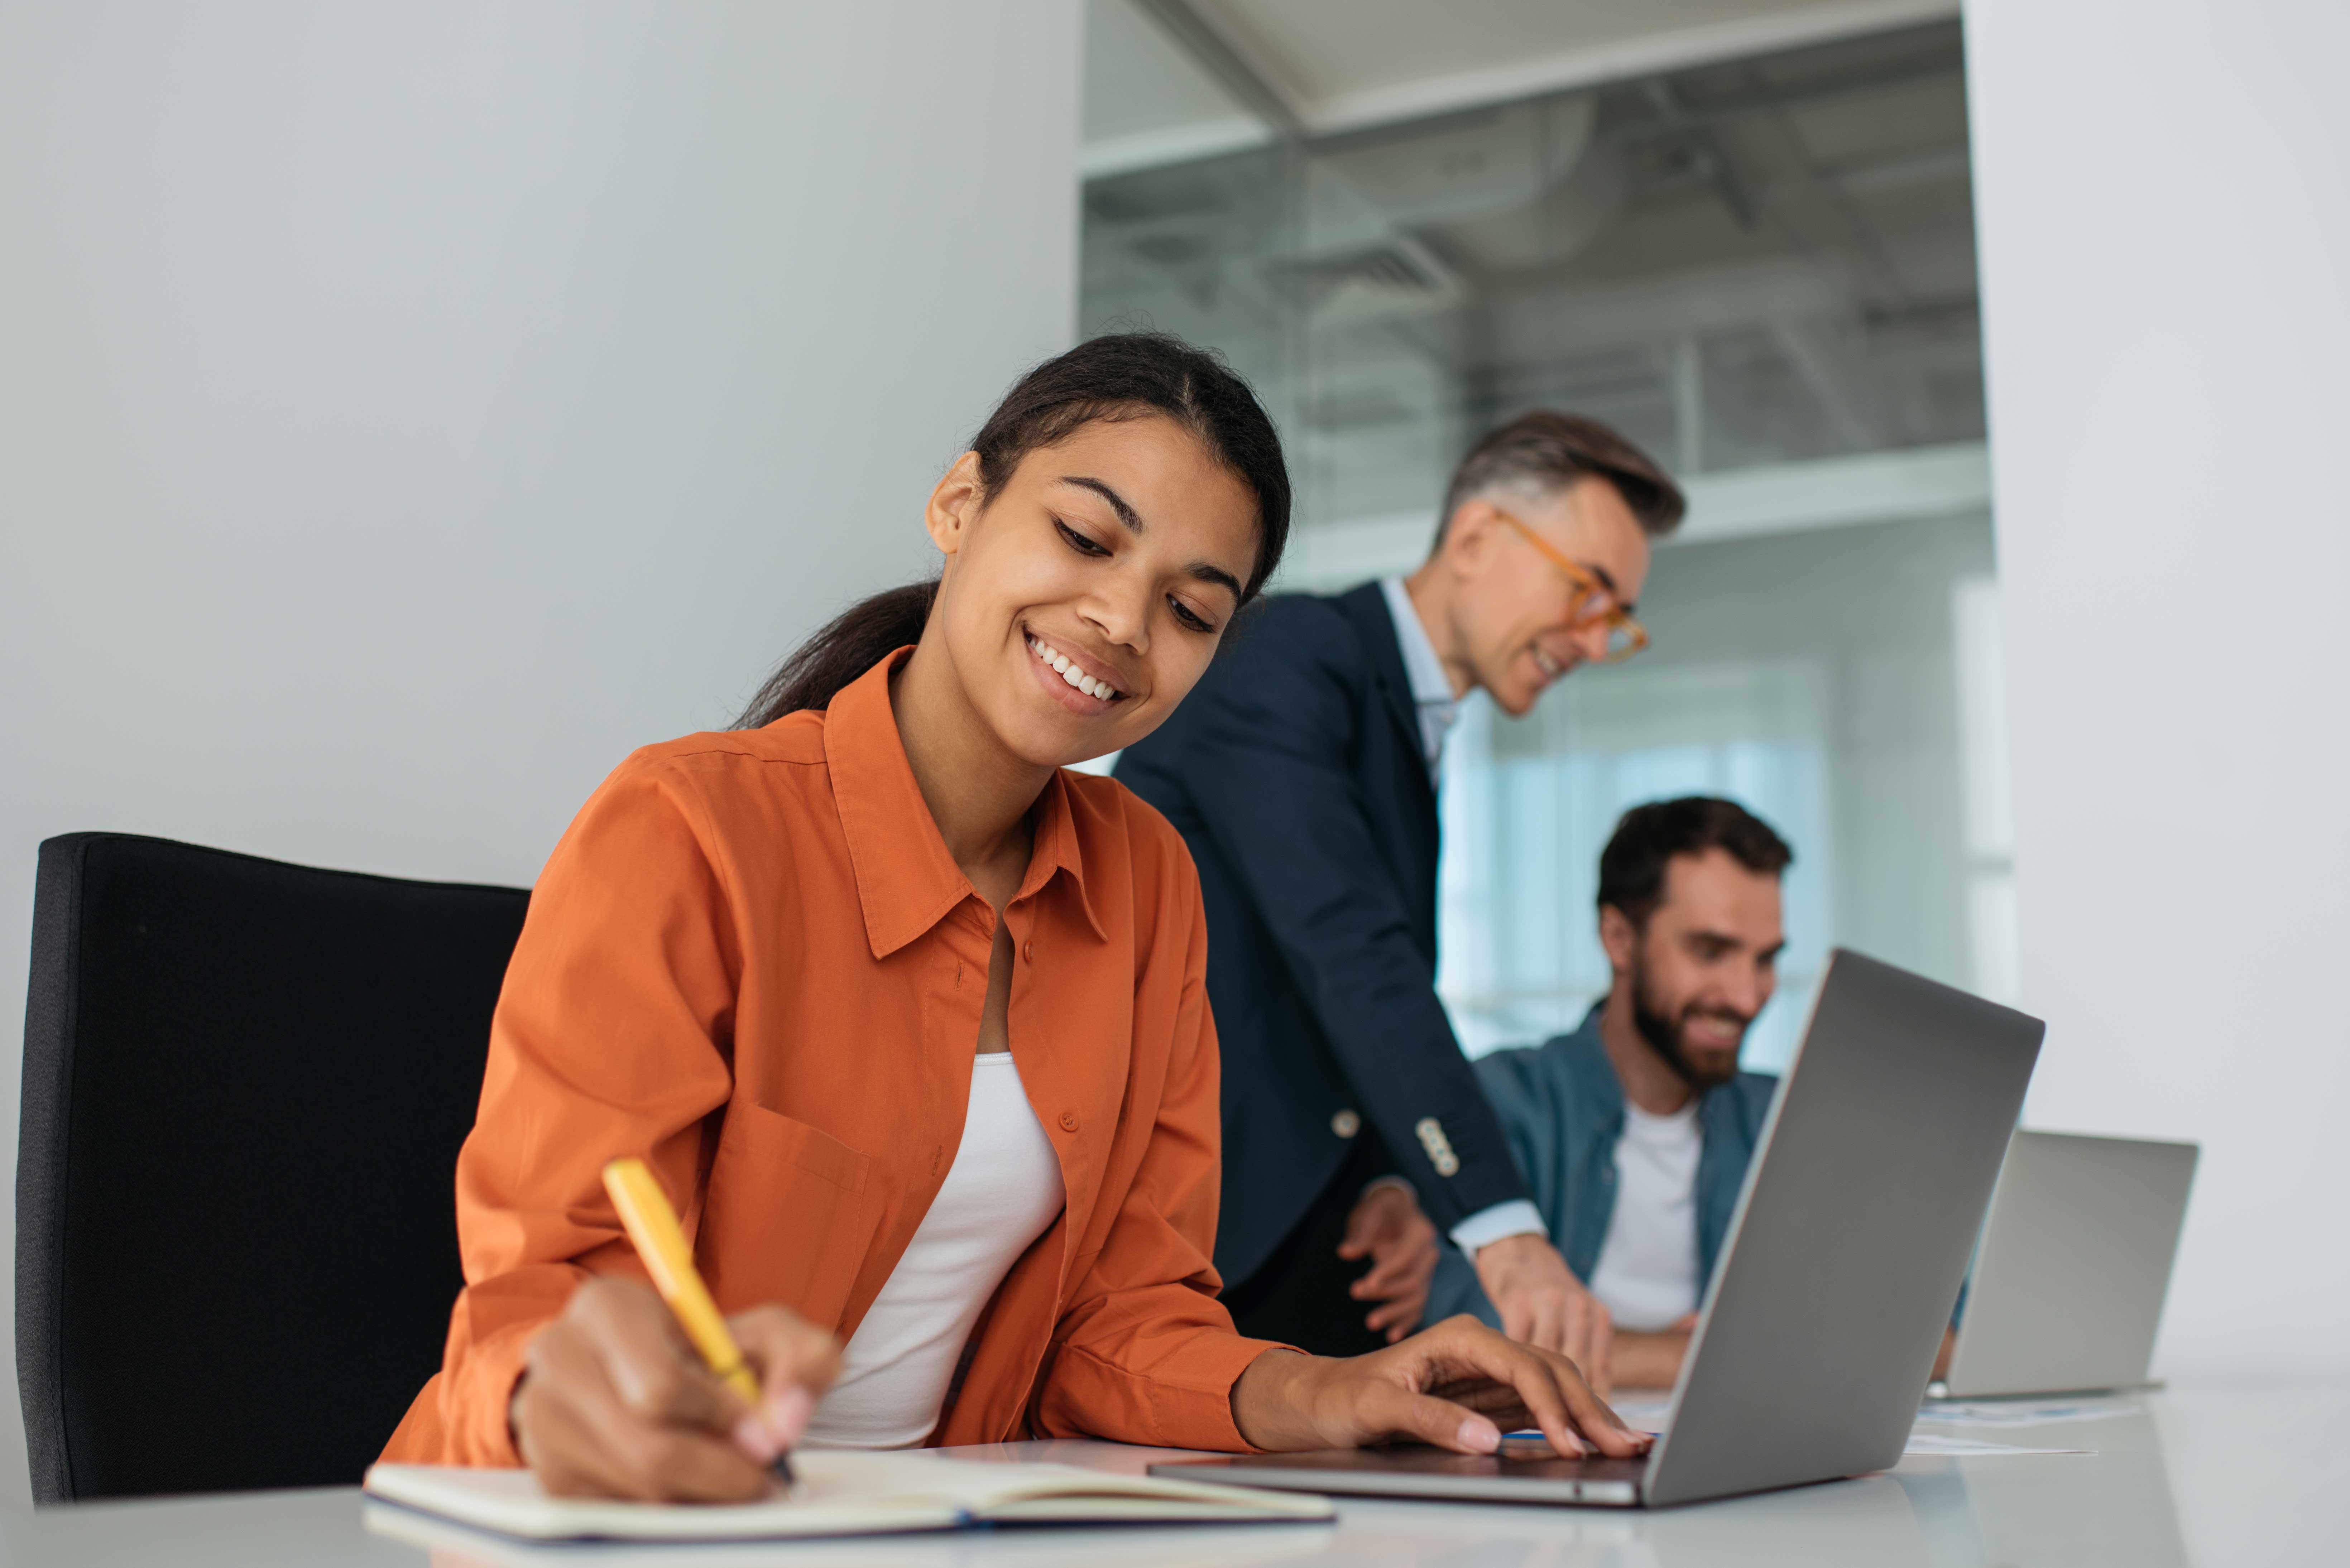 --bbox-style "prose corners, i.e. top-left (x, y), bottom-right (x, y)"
top-left (1434, 410), bottom-right (1684, 552)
